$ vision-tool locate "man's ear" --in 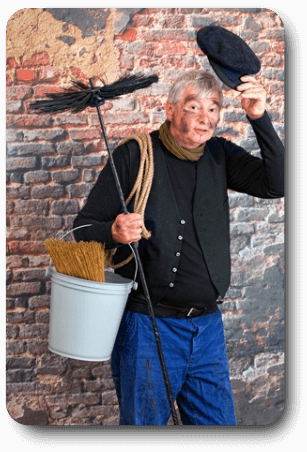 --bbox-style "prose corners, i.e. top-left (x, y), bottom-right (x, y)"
top-left (165, 100), bottom-right (175, 121)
